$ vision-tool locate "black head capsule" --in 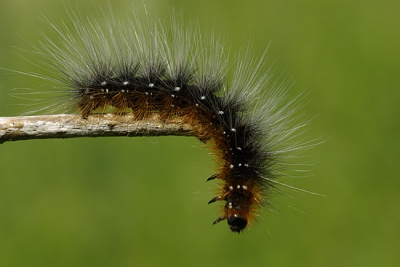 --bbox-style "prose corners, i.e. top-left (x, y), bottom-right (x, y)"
top-left (227, 215), bottom-right (247, 233)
